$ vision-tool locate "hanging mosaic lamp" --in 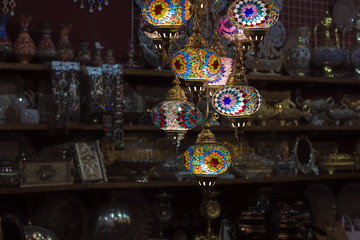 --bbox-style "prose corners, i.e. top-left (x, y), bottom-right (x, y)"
top-left (208, 17), bottom-right (234, 96)
top-left (151, 77), bottom-right (200, 149)
top-left (182, 119), bottom-right (232, 187)
top-left (211, 58), bottom-right (262, 140)
top-left (218, 15), bottom-right (252, 66)
top-left (227, 0), bottom-right (279, 52)
top-left (142, 0), bottom-right (193, 55)
top-left (171, 4), bottom-right (222, 105)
